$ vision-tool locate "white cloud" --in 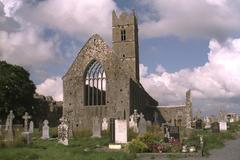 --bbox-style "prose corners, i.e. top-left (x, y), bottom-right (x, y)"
top-left (0, 28), bottom-right (58, 66)
top-left (139, 0), bottom-right (240, 39)
top-left (140, 38), bottom-right (240, 112)
top-left (19, 0), bottom-right (119, 39)
top-left (36, 76), bottom-right (63, 101)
